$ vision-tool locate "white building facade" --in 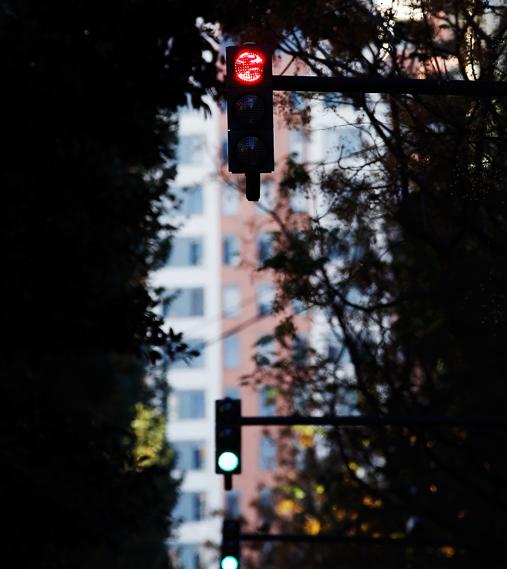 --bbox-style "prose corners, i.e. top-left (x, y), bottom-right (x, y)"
top-left (152, 102), bottom-right (224, 569)
top-left (156, 65), bottom-right (362, 569)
